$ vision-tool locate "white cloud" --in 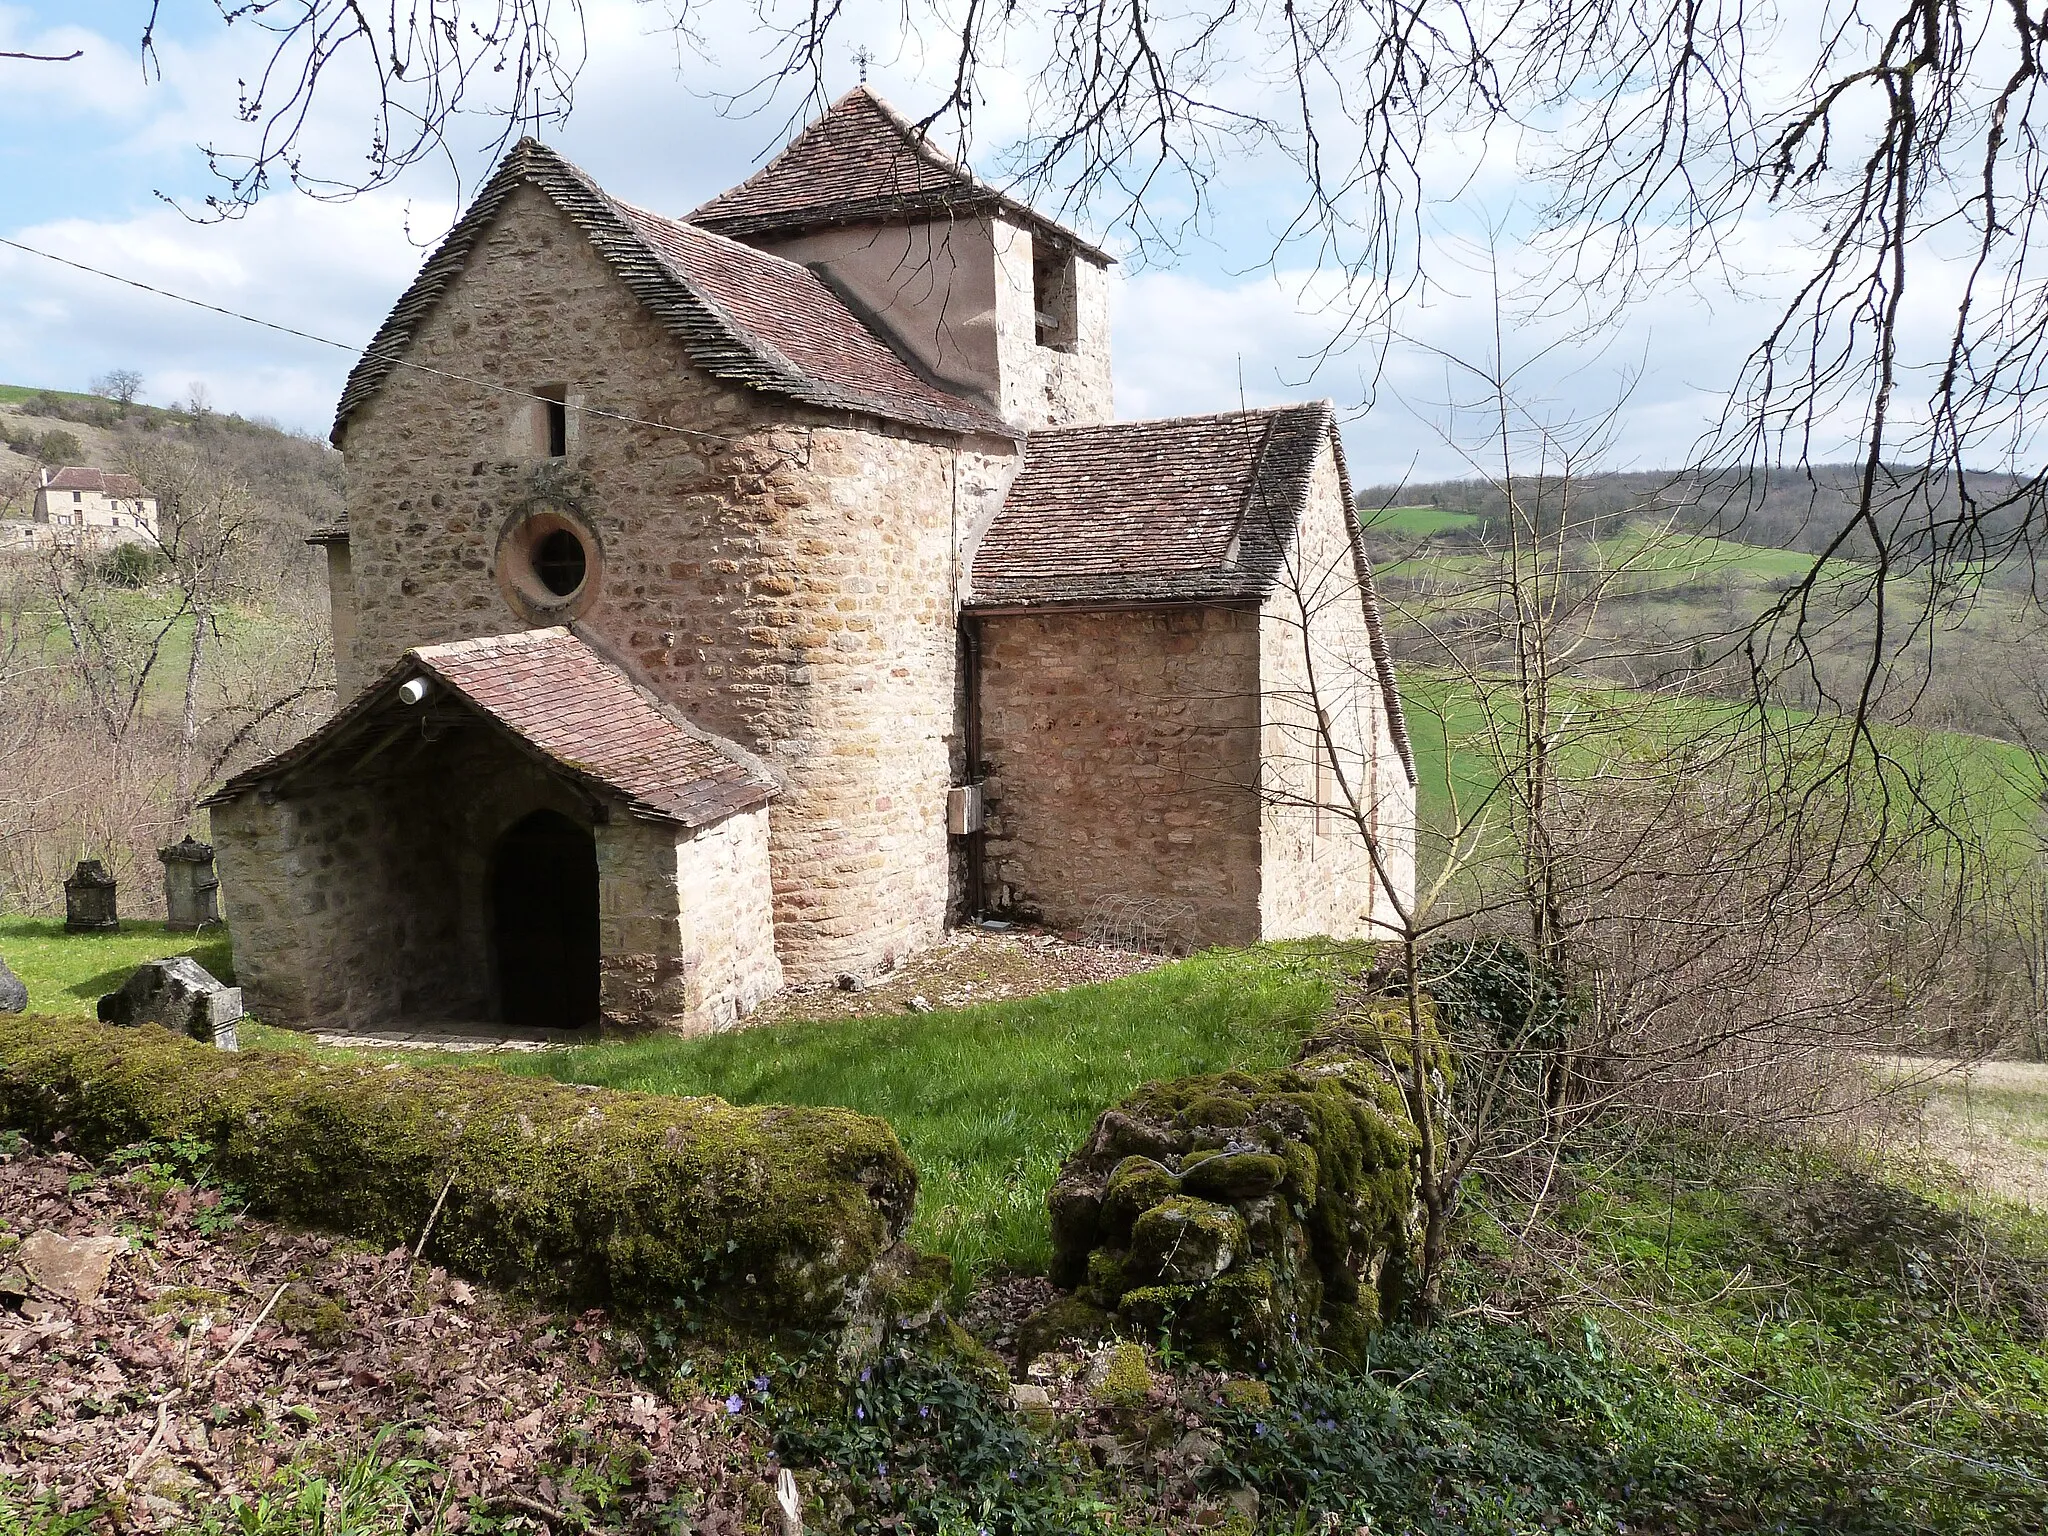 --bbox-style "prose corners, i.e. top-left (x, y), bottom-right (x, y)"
top-left (0, 191), bottom-right (442, 432)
